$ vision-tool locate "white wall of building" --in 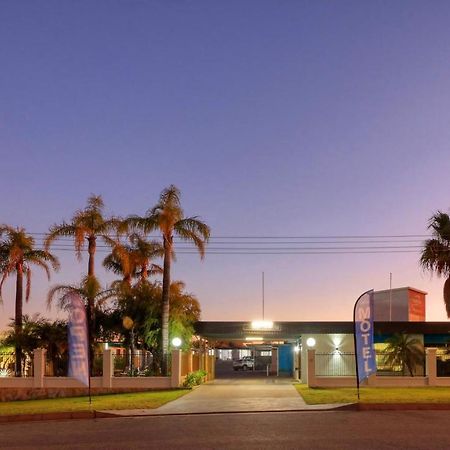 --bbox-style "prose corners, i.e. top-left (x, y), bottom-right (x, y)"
top-left (300, 333), bottom-right (354, 382)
